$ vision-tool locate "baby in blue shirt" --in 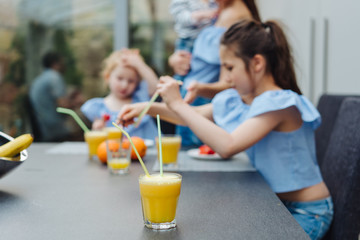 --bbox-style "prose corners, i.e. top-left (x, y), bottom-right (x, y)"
top-left (81, 49), bottom-right (158, 140)
top-left (118, 20), bottom-right (333, 240)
